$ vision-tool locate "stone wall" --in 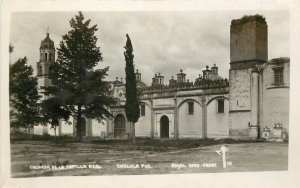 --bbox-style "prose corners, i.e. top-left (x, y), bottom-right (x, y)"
top-left (260, 59), bottom-right (290, 138)
top-left (229, 69), bottom-right (251, 111)
top-left (228, 69), bottom-right (252, 138)
top-left (230, 16), bottom-right (268, 63)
